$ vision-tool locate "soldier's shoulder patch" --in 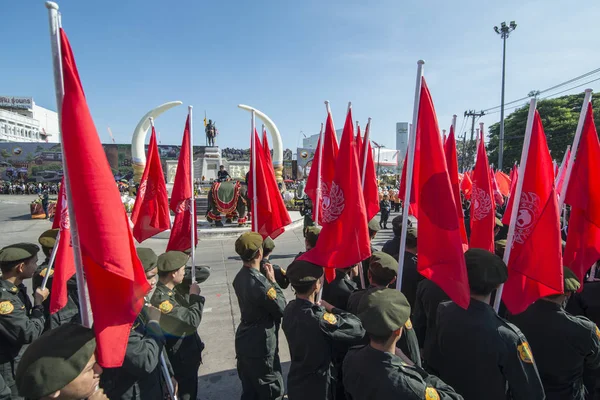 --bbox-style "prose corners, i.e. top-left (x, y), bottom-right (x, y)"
top-left (595, 325), bottom-right (600, 340)
top-left (167, 291), bottom-right (173, 297)
top-left (517, 341), bottom-right (533, 364)
top-left (425, 387), bottom-right (440, 400)
top-left (159, 300), bottom-right (174, 314)
top-left (0, 301), bottom-right (14, 315)
top-left (266, 287), bottom-right (277, 300)
top-left (323, 312), bottom-right (337, 325)
top-left (405, 318), bottom-right (413, 330)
